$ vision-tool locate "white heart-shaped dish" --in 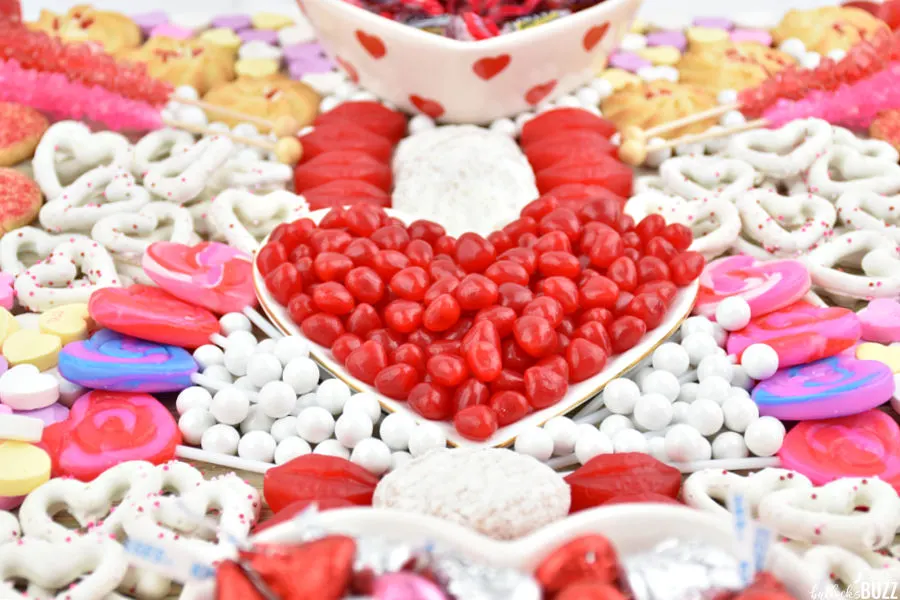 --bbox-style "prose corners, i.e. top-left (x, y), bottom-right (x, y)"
top-left (254, 208), bottom-right (698, 448)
